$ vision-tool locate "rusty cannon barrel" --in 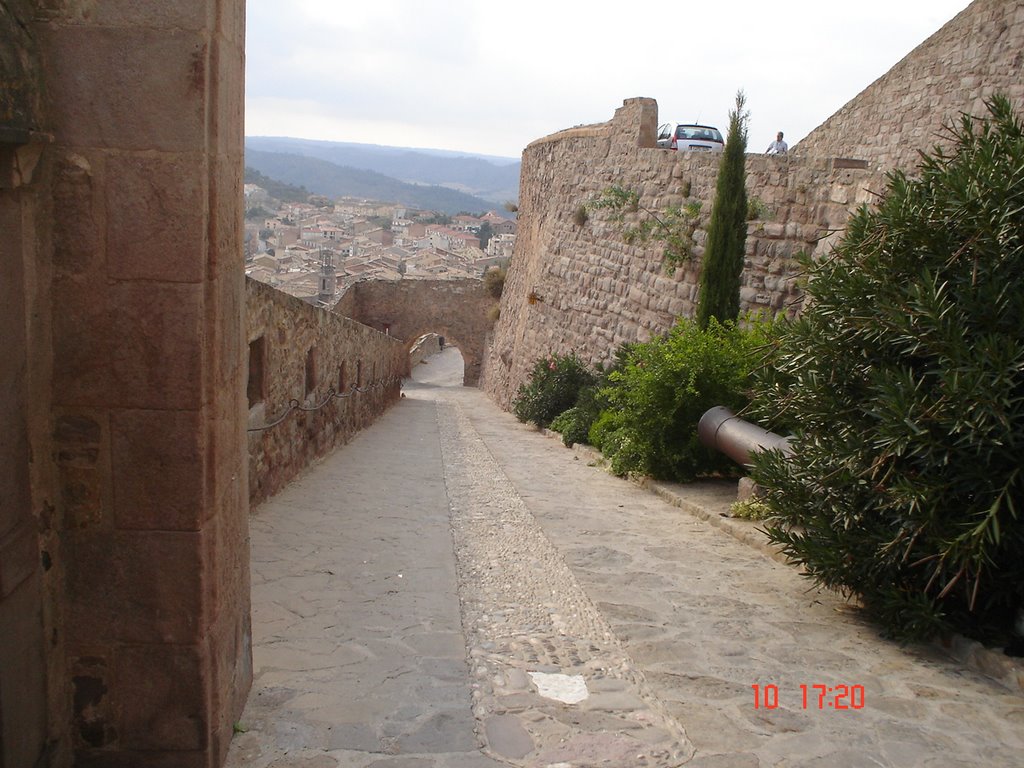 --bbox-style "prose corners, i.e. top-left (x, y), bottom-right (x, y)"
top-left (697, 406), bottom-right (793, 467)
